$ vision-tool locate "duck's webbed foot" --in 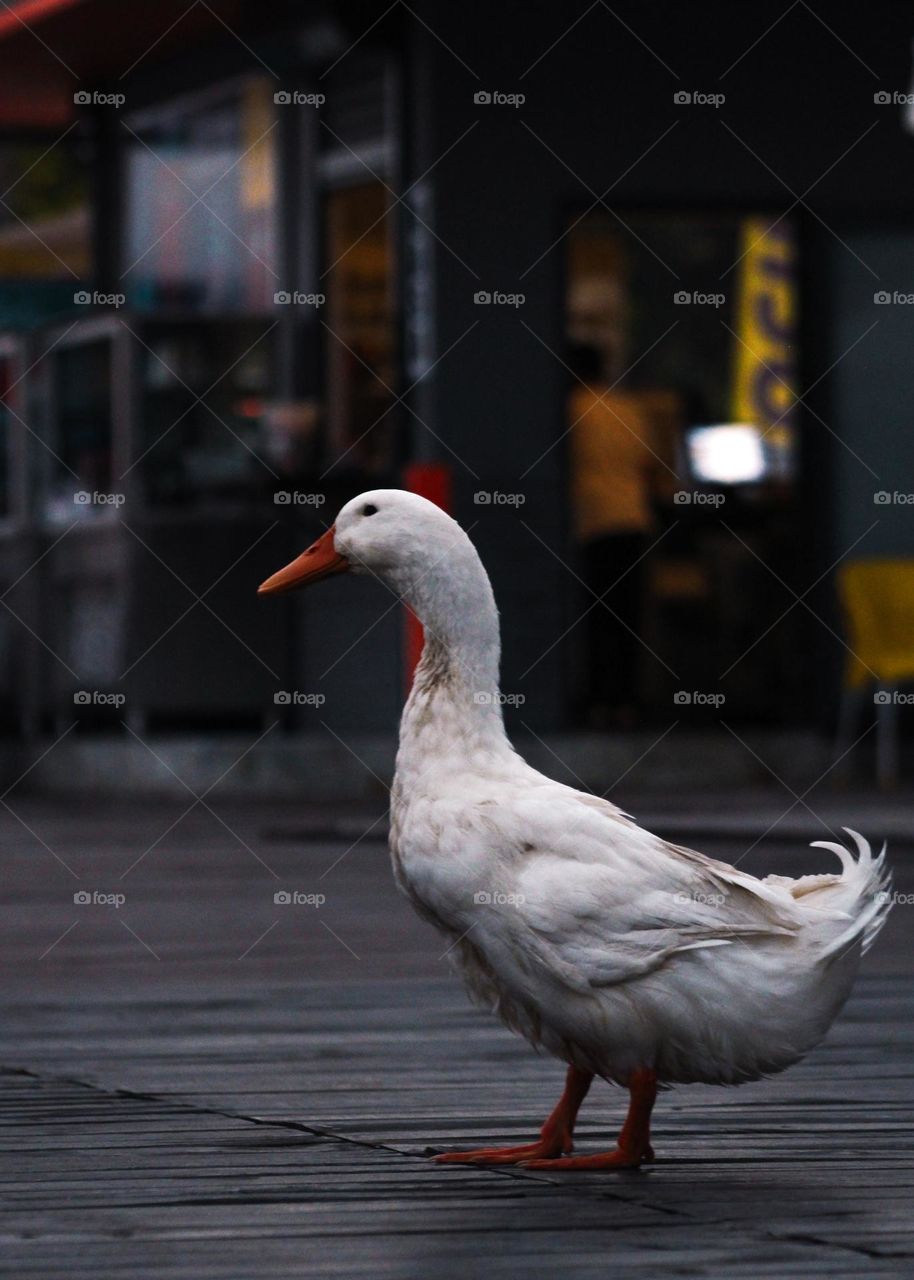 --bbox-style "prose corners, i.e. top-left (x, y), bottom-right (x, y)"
top-left (433, 1064), bottom-right (593, 1167)
top-left (522, 1068), bottom-right (658, 1172)
top-left (521, 1142), bottom-right (651, 1171)
top-left (434, 1136), bottom-right (569, 1166)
